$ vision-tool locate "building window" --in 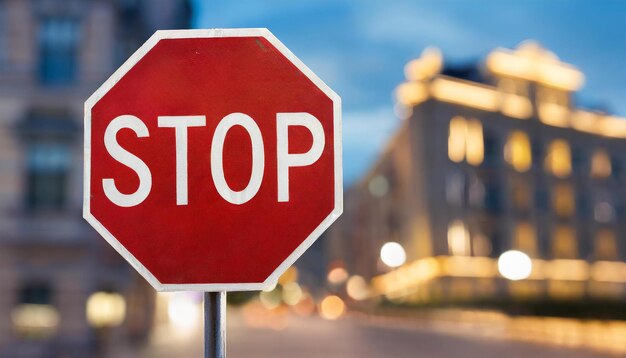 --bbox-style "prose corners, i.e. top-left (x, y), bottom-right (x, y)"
top-left (39, 17), bottom-right (79, 85)
top-left (552, 225), bottom-right (577, 259)
top-left (447, 220), bottom-right (470, 256)
top-left (498, 78), bottom-right (532, 119)
top-left (537, 87), bottom-right (569, 127)
top-left (510, 177), bottom-right (531, 211)
top-left (448, 116), bottom-right (483, 165)
top-left (552, 183), bottom-right (575, 218)
top-left (448, 116), bottom-right (466, 163)
top-left (544, 139), bottom-right (571, 178)
top-left (504, 131), bottom-right (532, 172)
top-left (26, 141), bottom-right (71, 212)
top-left (591, 149), bottom-right (612, 179)
top-left (513, 222), bottom-right (537, 256)
top-left (594, 201), bottom-right (615, 223)
top-left (446, 170), bottom-right (465, 207)
top-left (595, 230), bottom-right (618, 261)
top-left (467, 173), bottom-right (485, 209)
top-left (11, 283), bottom-right (59, 338)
